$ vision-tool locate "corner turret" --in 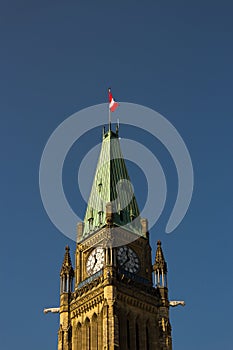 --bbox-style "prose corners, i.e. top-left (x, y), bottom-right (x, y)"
top-left (153, 240), bottom-right (167, 288)
top-left (60, 246), bottom-right (74, 294)
top-left (153, 240), bottom-right (172, 350)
